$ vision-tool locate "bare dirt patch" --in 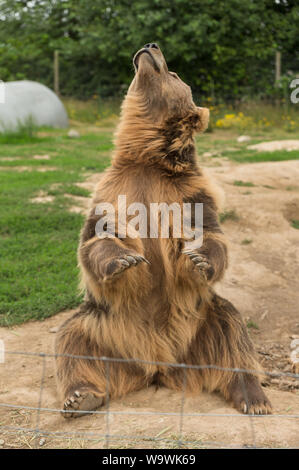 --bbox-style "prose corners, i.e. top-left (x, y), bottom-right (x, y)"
top-left (77, 172), bottom-right (103, 192)
top-left (30, 190), bottom-right (55, 204)
top-left (0, 166), bottom-right (58, 172)
top-left (248, 140), bottom-right (299, 152)
top-left (0, 159), bottom-right (299, 449)
top-left (65, 194), bottom-right (91, 214)
top-left (32, 155), bottom-right (51, 160)
top-left (0, 157), bottom-right (21, 162)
